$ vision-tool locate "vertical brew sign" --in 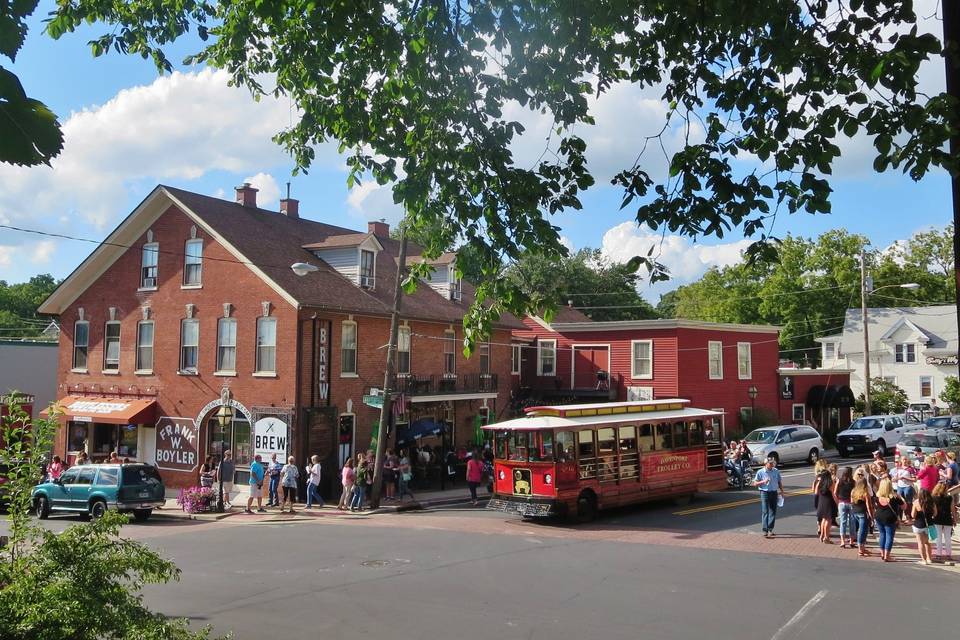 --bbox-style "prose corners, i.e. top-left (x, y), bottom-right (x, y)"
top-left (318, 321), bottom-right (330, 403)
top-left (254, 417), bottom-right (289, 461)
top-left (155, 417), bottom-right (200, 472)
